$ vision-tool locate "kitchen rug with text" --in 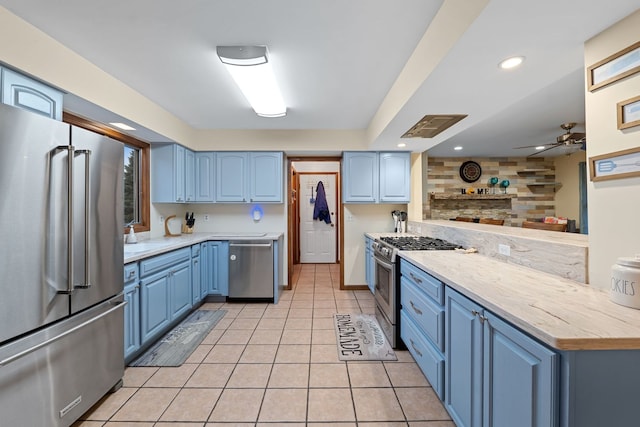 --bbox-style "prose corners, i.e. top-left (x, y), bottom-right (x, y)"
top-left (333, 313), bottom-right (397, 361)
top-left (130, 309), bottom-right (226, 367)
